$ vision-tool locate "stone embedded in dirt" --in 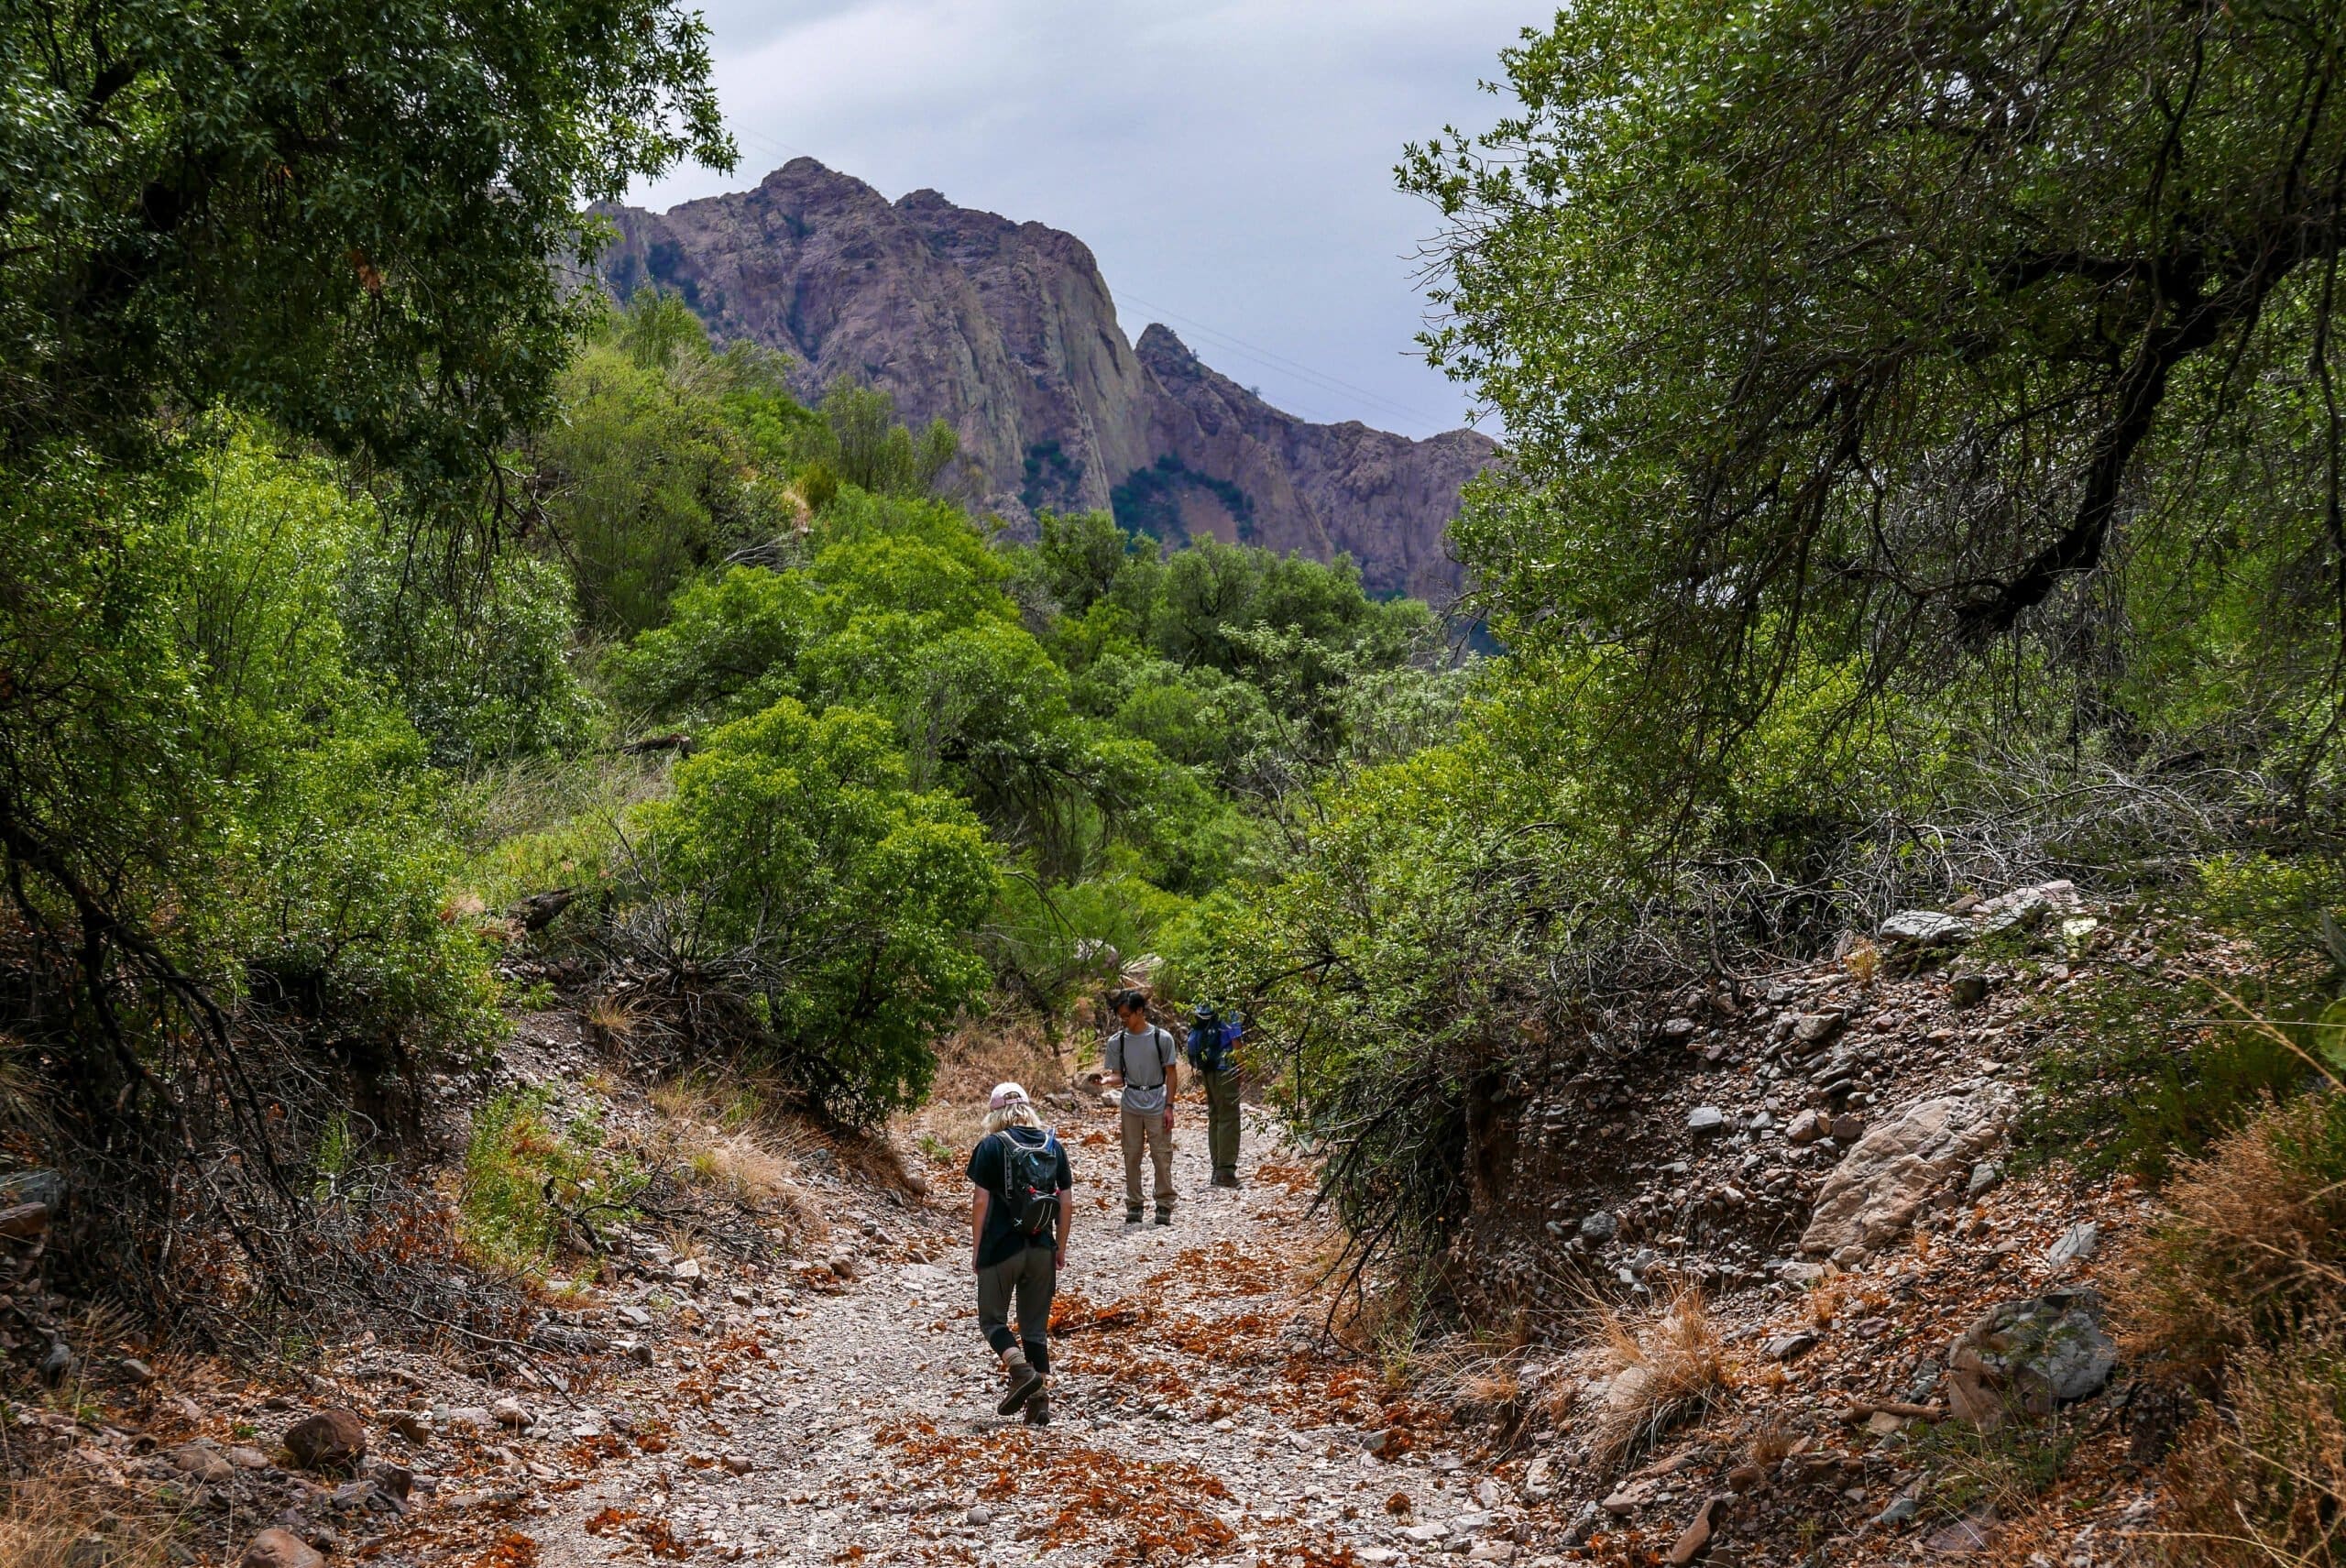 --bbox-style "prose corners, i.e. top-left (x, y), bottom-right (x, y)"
top-left (2045, 1222), bottom-right (2100, 1268)
top-left (371, 1462), bottom-right (414, 1500)
top-left (1687, 1105), bottom-right (1727, 1135)
top-left (1726, 1463), bottom-right (1765, 1492)
top-left (39, 1340), bottom-right (72, 1386)
top-left (1949, 972), bottom-right (1990, 1007)
top-left (1666, 1497), bottom-right (1720, 1565)
top-left (227, 1445), bottom-right (272, 1470)
top-left (386, 1411), bottom-right (432, 1443)
top-left (491, 1398), bottom-right (532, 1430)
top-left (1945, 1288), bottom-right (2119, 1431)
top-left (1401, 1521), bottom-right (1450, 1542)
top-left (721, 1453), bottom-right (755, 1475)
top-left (1786, 1109), bottom-right (1827, 1145)
top-left (1792, 1011), bottom-right (1847, 1045)
top-left (1661, 1016), bottom-right (1699, 1042)
top-left (966, 1503), bottom-right (992, 1526)
top-left (1967, 1160), bottom-right (2003, 1198)
top-left (1829, 1112), bottom-right (1868, 1143)
top-left (1879, 910), bottom-right (1972, 946)
top-left (170, 1441), bottom-right (236, 1486)
top-left (1765, 1331), bottom-right (1819, 1362)
top-left (118, 1356), bottom-right (155, 1384)
top-left (615, 1304), bottom-right (652, 1327)
top-left (1801, 1081), bottom-right (2016, 1254)
top-left (0, 1200), bottom-right (51, 1240)
top-left (240, 1529), bottom-right (324, 1568)
top-left (672, 1258), bottom-right (704, 1282)
top-left (1467, 1543), bottom-right (1515, 1563)
top-left (1601, 1475), bottom-right (1660, 1514)
top-left (283, 1409), bottom-right (367, 1473)
top-left (1976, 879), bottom-right (2079, 935)
top-left (1579, 1211), bottom-right (1619, 1243)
